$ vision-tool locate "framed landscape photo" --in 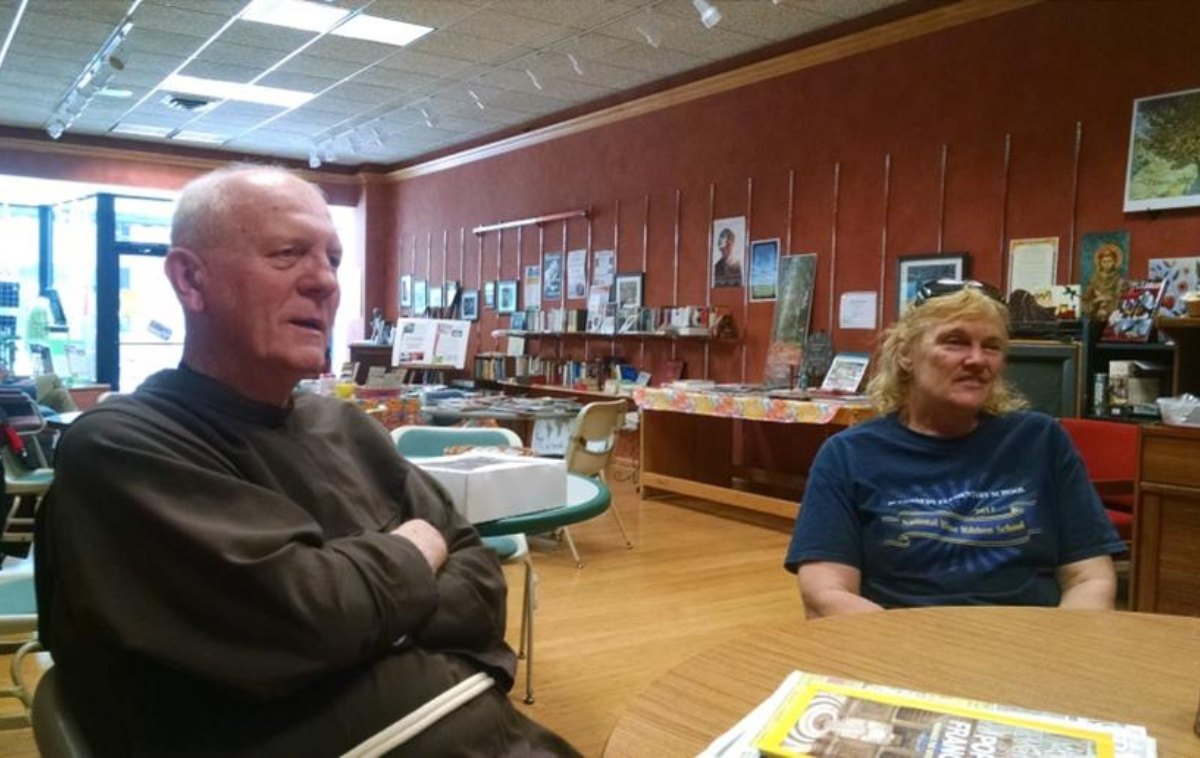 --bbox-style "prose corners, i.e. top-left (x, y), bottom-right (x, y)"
top-left (614, 272), bottom-right (643, 309)
top-left (896, 253), bottom-right (968, 315)
top-left (461, 289), bottom-right (479, 321)
top-left (1125, 86), bottom-right (1200, 212)
top-left (496, 280), bottom-right (518, 314)
top-left (749, 238), bottom-right (780, 301)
